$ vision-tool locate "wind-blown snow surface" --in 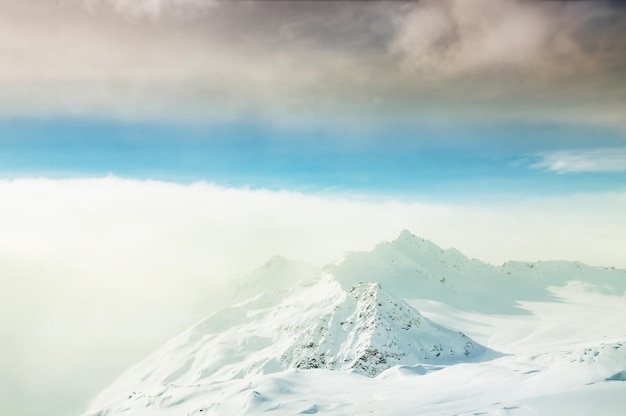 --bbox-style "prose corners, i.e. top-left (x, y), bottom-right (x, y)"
top-left (82, 231), bottom-right (626, 415)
